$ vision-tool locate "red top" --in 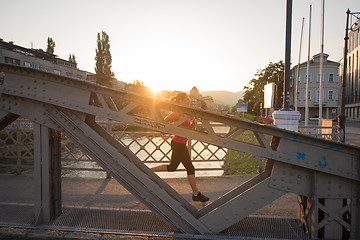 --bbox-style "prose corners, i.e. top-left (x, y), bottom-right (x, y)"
top-left (172, 118), bottom-right (191, 144)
